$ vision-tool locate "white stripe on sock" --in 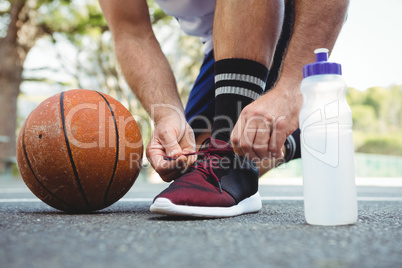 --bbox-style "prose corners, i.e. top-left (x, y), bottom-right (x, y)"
top-left (215, 73), bottom-right (266, 89)
top-left (215, 86), bottom-right (261, 100)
